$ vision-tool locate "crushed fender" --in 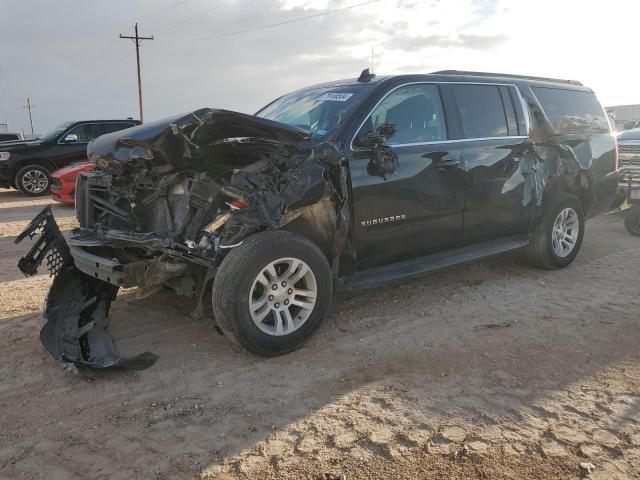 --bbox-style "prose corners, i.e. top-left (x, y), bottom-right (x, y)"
top-left (16, 108), bottom-right (363, 370)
